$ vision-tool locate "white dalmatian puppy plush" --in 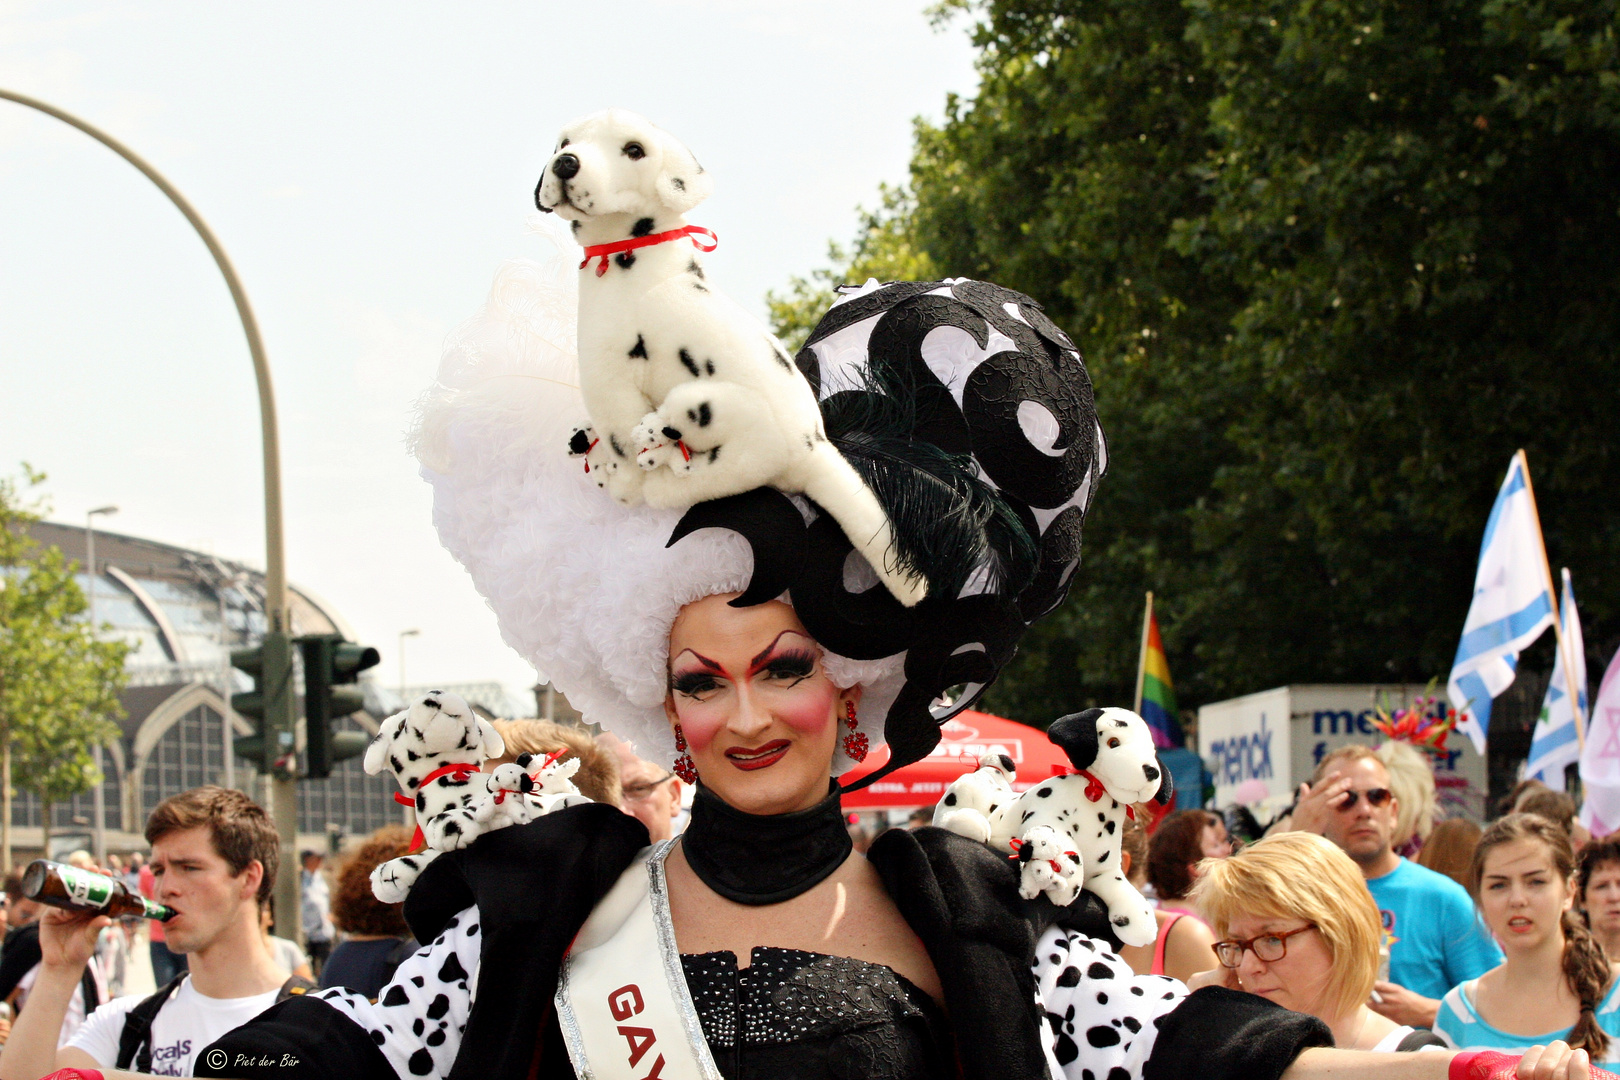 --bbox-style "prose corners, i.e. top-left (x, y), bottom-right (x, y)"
top-left (472, 750), bottom-right (593, 828)
top-left (934, 751), bottom-right (1018, 843)
top-left (472, 762), bottom-right (538, 832)
top-left (535, 108), bottom-right (926, 607)
top-left (954, 708), bottom-right (1172, 947)
top-left (364, 691), bottom-right (505, 903)
top-left (518, 750), bottom-right (593, 814)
